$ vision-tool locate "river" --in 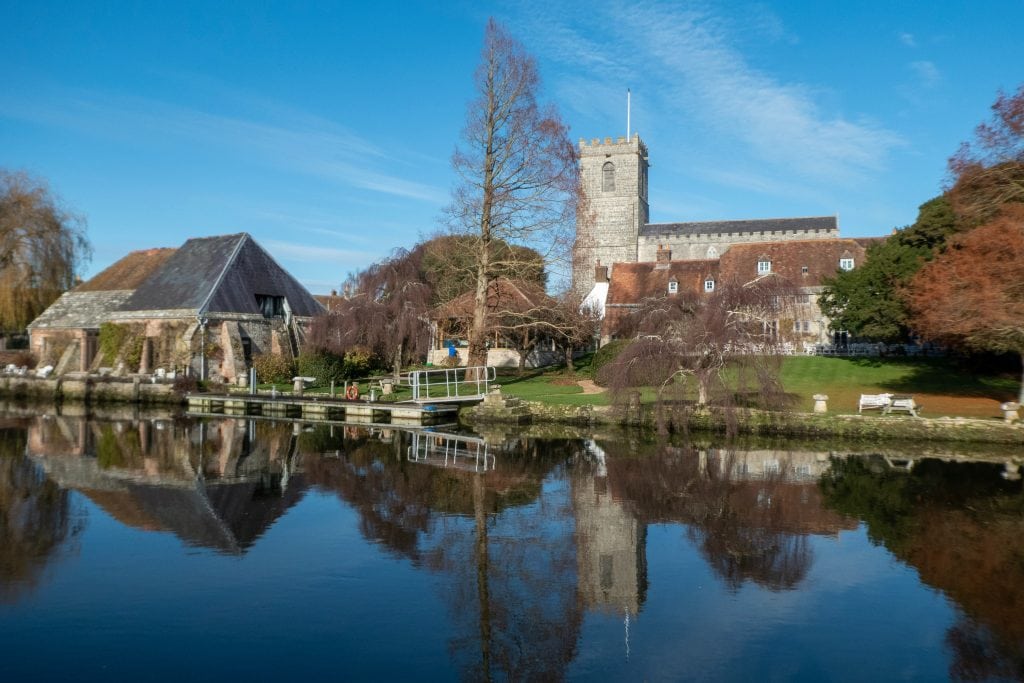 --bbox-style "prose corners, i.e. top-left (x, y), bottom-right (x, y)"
top-left (1, 409), bottom-right (1021, 681)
